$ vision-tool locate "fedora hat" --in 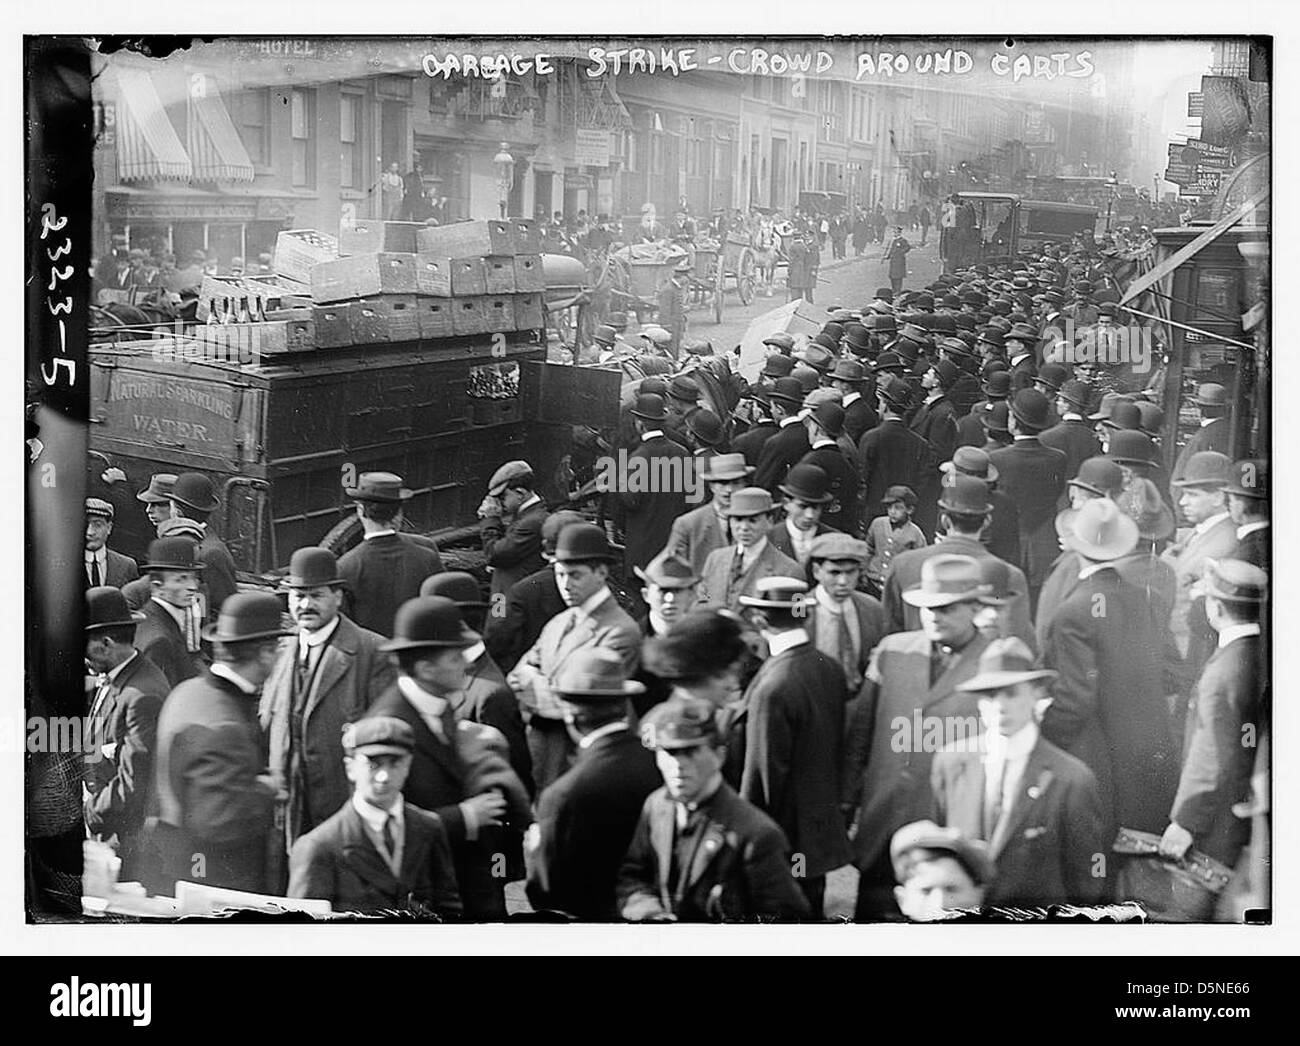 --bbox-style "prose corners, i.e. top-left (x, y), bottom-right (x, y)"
top-left (1117, 478), bottom-right (1175, 542)
top-left (813, 330), bottom-right (841, 355)
top-left (768, 377), bottom-right (805, 408)
top-left (976, 329), bottom-right (1006, 351)
top-left (1135, 401), bottom-right (1165, 437)
top-left (1058, 379), bottom-right (1093, 411)
top-left (1069, 456), bottom-right (1126, 498)
top-left (738, 575), bottom-right (810, 609)
top-left (420, 570), bottom-right (489, 607)
top-left (982, 399), bottom-right (1009, 435)
top-left (955, 637), bottom-right (1057, 693)
top-left (902, 554), bottom-right (987, 608)
top-left (808, 401), bottom-right (845, 438)
top-left (1106, 429), bottom-right (1158, 467)
top-left (830, 358), bottom-right (867, 384)
top-left (635, 551), bottom-right (701, 589)
top-left (779, 463), bottom-right (832, 504)
top-left (1010, 388), bottom-right (1052, 430)
top-left (877, 373), bottom-right (913, 411)
top-left (762, 332), bottom-right (795, 352)
top-left (380, 596), bottom-right (480, 652)
top-left (607, 311), bottom-right (629, 331)
top-left (552, 522), bottom-right (620, 563)
top-left (941, 446), bottom-right (998, 484)
top-left (86, 497), bottom-right (115, 521)
top-left (202, 591), bottom-right (292, 644)
top-left (1006, 322), bottom-right (1038, 344)
top-left (762, 354), bottom-right (796, 379)
top-left (553, 647), bottom-right (646, 701)
top-left (1202, 559), bottom-right (1268, 605)
top-left (803, 343), bottom-right (835, 373)
top-left (938, 337), bottom-right (974, 360)
top-left (136, 473), bottom-right (177, 504)
top-left (282, 547), bottom-right (346, 590)
top-left (593, 324), bottom-right (617, 346)
top-left (640, 695), bottom-right (721, 750)
top-left (686, 408), bottom-right (724, 447)
top-left (1066, 497), bottom-right (1139, 562)
top-left (1088, 391), bottom-right (1128, 422)
top-left (937, 473), bottom-right (993, 516)
top-left (725, 487), bottom-right (775, 518)
top-left (700, 452), bottom-right (753, 482)
top-left (1035, 362), bottom-right (1070, 392)
top-left (345, 471), bottom-right (414, 503)
top-left (929, 359), bottom-right (960, 389)
top-left (629, 392), bottom-right (669, 421)
top-left (1172, 451), bottom-right (1231, 489)
top-left (170, 472), bottom-right (219, 512)
top-left (871, 352), bottom-right (906, 375)
top-left (85, 585), bottom-right (144, 632)
top-left (975, 557), bottom-right (1019, 606)
top-left (343, 716), bottom-right (415, 758)
top-left (1192, 382), bottom-right (1228, 408)
top-left (668, 375), bottom-right (700, 404)
top-left (143, 536), bottom-right (205, 572)
top-left (843, 327), bottom-right (872, 354)
top-left (1221, 459), bottom-right (1268, 500)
